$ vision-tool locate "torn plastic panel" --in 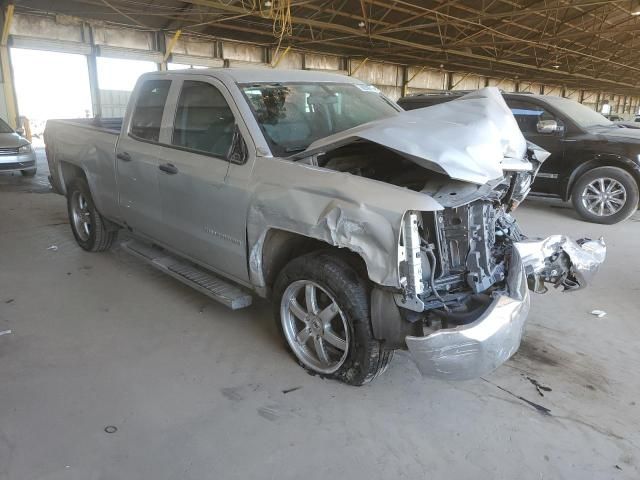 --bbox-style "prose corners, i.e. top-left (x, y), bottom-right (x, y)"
top-left (292, 87), bottom-right (531, 185)
top-left (405, 236), bottom-right (605, 380)
top-left (516, 235), bottom-right (606, 292)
